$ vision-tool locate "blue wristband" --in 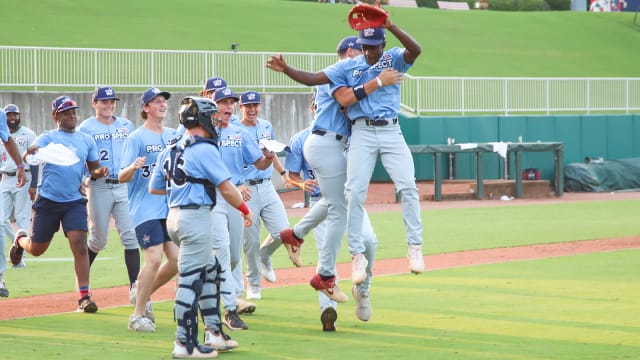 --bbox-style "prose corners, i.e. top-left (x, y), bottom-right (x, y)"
top-left (353, 85), bottom-right (367, 101)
